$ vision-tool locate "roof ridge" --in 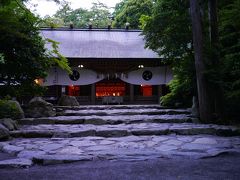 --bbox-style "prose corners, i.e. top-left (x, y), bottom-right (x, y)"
top-left (40, 27), bottom-right (142, 32)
